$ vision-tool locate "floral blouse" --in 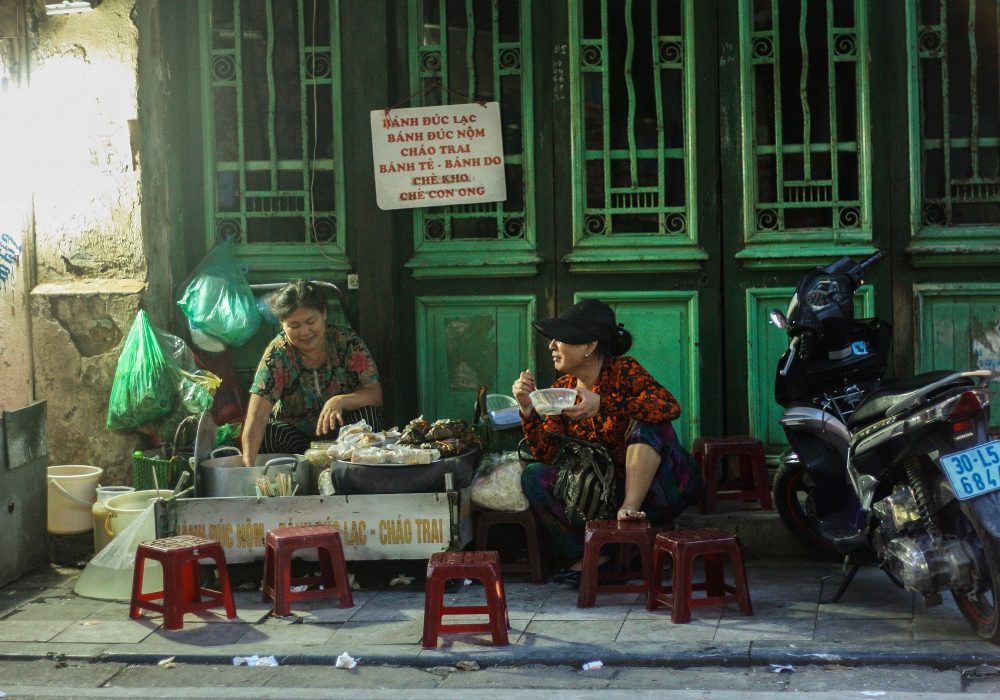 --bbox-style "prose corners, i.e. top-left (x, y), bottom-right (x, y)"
top-left (250, 325), bottom-right (380, 437)
top-left (521, 355), bottom-right (680, 472)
